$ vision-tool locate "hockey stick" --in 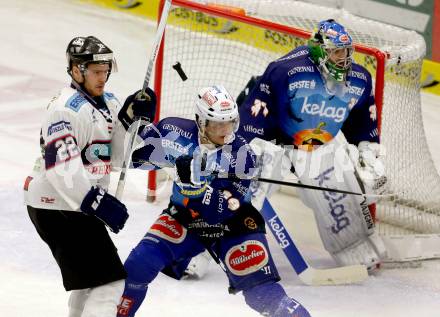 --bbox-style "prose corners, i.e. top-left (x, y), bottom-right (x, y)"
top-left (115, 0), bottom-right (173, 200)
top-left (261, 198), bottom-right (368, 285)
top-left (221, 172), bottom-right (390, 197)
